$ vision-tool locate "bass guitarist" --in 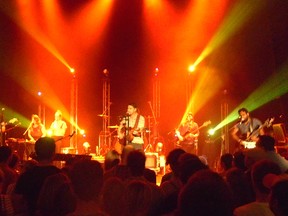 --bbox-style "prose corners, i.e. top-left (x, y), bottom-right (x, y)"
top-left (231, 107), bottom-right (264, 151)
top-left (175, 112), bottom-right (199, 155)
top-left (117, 103), bottom-right (145, 151)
